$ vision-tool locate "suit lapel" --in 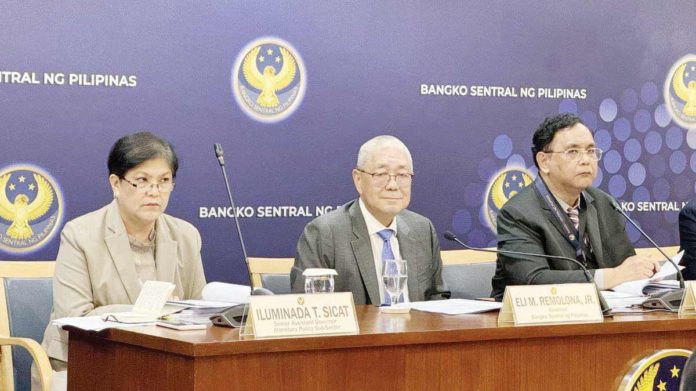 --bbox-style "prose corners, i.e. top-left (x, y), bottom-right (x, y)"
top-left (583, 192), bottom-right (605, 267)
top-left (103, 201), bottom-right (141, 304)
top-left (154, 218), bottom-right (177, 284)
top-left (349, 202), bottom-right (381, 305)
top-left (395, 217), bottom-right (420, 301)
